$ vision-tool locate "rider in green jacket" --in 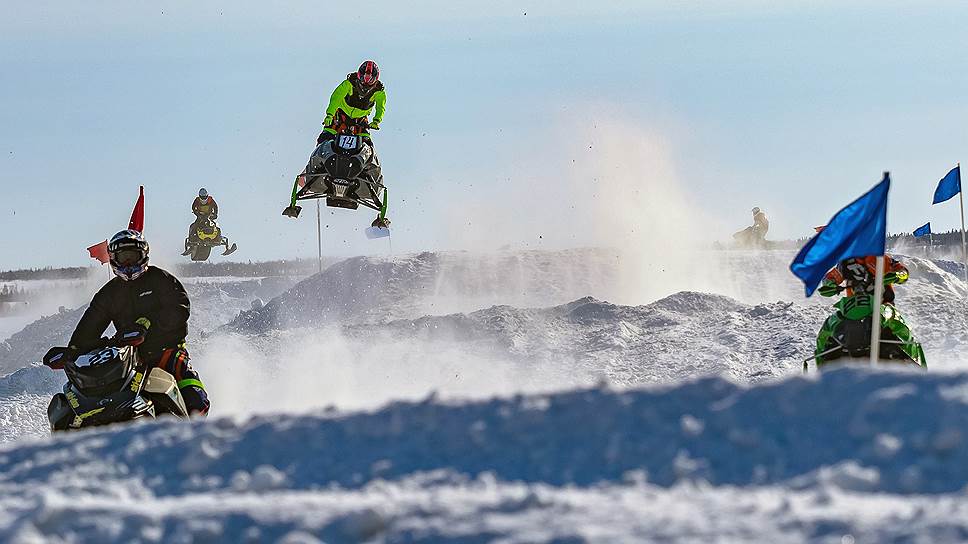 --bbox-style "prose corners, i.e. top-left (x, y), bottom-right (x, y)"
top-left (317, 60), bottom-right (386, 144)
